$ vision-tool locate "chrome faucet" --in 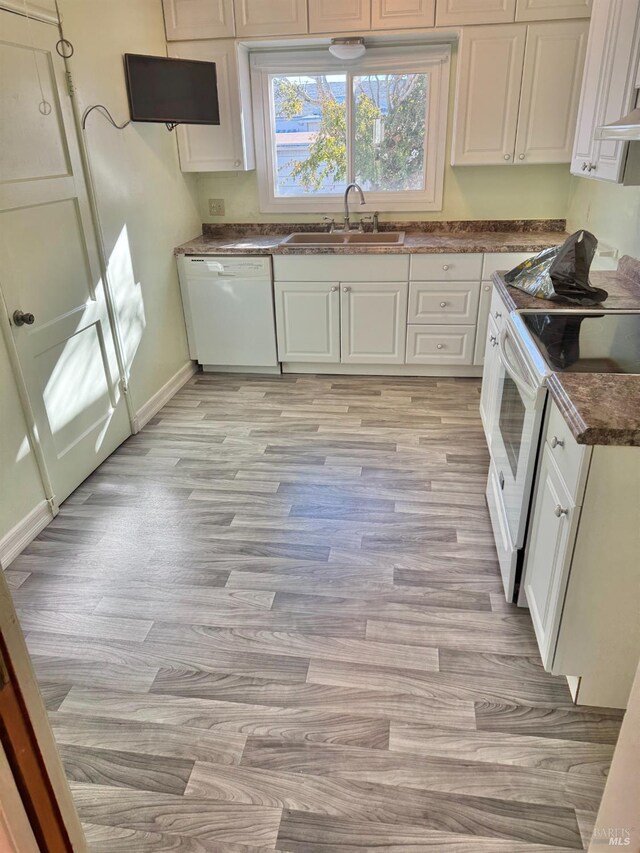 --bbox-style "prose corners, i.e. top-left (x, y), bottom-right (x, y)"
top-left (342, 182), bottom-right (365, 232)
